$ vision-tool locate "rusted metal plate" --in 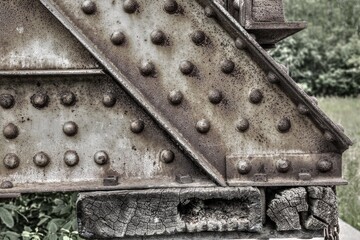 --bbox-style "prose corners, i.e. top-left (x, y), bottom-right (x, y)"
top-left (0, 75), bottom-right (214, 194)
top-left (226, 153), bottom-right (346, 186)
top-left (0, 0), bottom-right (99, 70)
top-left (37, 0), bottom-right (351, 189)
